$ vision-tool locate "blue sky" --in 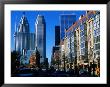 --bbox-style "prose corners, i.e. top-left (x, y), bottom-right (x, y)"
top-left (11, 11), bottom-right (86, 63)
